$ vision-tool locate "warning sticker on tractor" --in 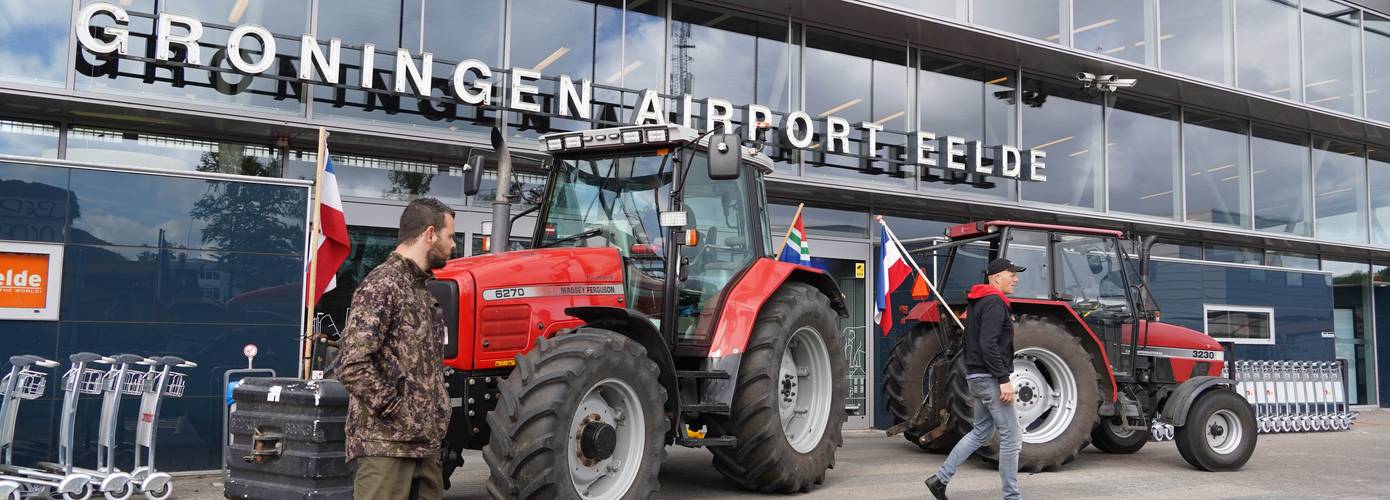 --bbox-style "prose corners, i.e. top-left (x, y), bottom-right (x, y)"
top-left (482, 284), bottom-right (623, 301)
